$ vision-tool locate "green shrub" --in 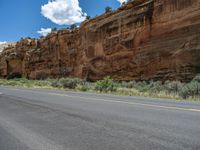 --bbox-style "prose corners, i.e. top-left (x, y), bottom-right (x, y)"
top-left (133, 81), bottom-right (150, 92)
top-left (70, 24), bottom-right (77, 29)
top-left (0, 79), bottom-right (8, 85)
top-left (50, 80), bottom-right (61, 88)
top-left (192, 74), bottom-right (200, 83)
top-left (76, 82), bottom-right (94, 91)
top-left (59, 78), bottom-right (83, 89)
top-left (6, 80), bottom-right (21, 86)
top-left (179, 81), bottom-right (200, 99)
top-left (1, 74), bottom-right (200, 101)
top-left (164, 81), bottom-right (183, 94)
top-left (120, 81), bottom-right (136, 88)
top-left (105, 6), bottom-right (112, 13)
top-left (95, 76), bottom-right (117, 92)
top-left (33, 80), bottom-right (51, 87)
top-left (148, 81), bottom-right (162, 93)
